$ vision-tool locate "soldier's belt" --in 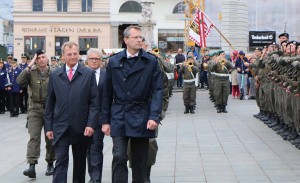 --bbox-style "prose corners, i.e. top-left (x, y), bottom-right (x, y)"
top-left (183, 79), bottom-right (195, 83)
top-left (213, 73), bottom-right (230, 77)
